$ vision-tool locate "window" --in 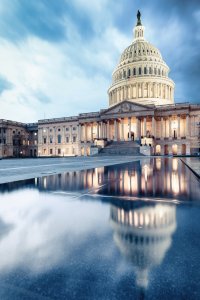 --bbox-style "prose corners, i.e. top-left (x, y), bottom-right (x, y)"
top-left (73, 136), bottom-right (76, 143)
top-left (139, 67), bottom-right (142, 75)
top-left (13, 131), bottom-right (15, 134)
top-left (3, 139), bottom-right (6, 144)
top-left (50, 149), bottom-right (53, 155)
top-left (0, 129), bottom-right (1, 133)
top-left (66, 128), bottom-right (69, 131)
top-left (58, 128), bottom-right (61, 132)
top-left (66, 136), bottom-right (69, 143)
top-left (133, 68), bottom-right (136, 76)
top-left (49, 129), bottom-right (52, 132)
top-left (3, 129), bottom-right (6, 134)
top-left (154, 68), bottom-right (157, 75)
top-left (50, 137), bottom-right (53, 144)
top-left (128, 69), bottom-right (131, 77)
top-left (144, 67), bottom-right (147, 74)
top-left (34, 140), bottom-right (37, 145)
top-left (0, 139), bottom-right (1, 144)
top-left (43, 149), bottom-right (46, 155)
top-left (149, 67), bottom-right (152, 74)
top-left (123, 70), bottom-right (126, 78)
top-left (73, 127), bottom-right (76, 131)
top-left (57, 134), bottom-right (61, 144)
top-left (58, 149), bottom-right (61, 155)
top-left (43, 138), bottom-right (47, 144)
